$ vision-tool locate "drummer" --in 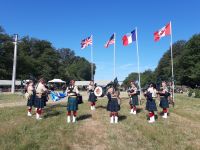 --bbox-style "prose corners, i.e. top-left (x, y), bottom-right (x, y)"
top-left (87, 80), bottom-right (97, 110)
top-left (66, 80), bottom-right (79, 123)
